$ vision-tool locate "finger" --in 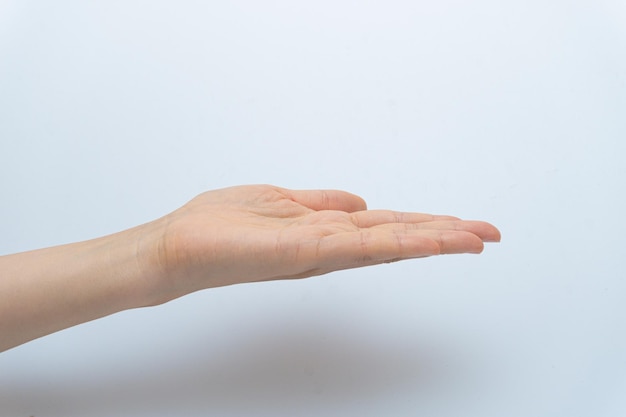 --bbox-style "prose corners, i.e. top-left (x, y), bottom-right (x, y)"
top-left (350, 210), bottom-right (460, 228)
top-left (372, 220), bottom-right (502, 242)
top-left (316, 230), bottom-right (441, 269)
top-left (416, 230), bottom-right (486, 254)
top-left (284, 189), bottom-right (367, 212)
top-left (312, 228), bottom-right (486, 272)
